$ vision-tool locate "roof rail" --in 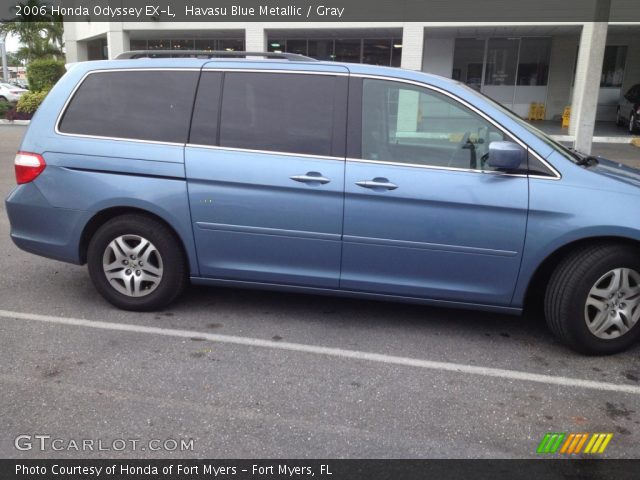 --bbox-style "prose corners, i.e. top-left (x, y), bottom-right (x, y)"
top-left (116, 50), bottom-right (318, 61)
